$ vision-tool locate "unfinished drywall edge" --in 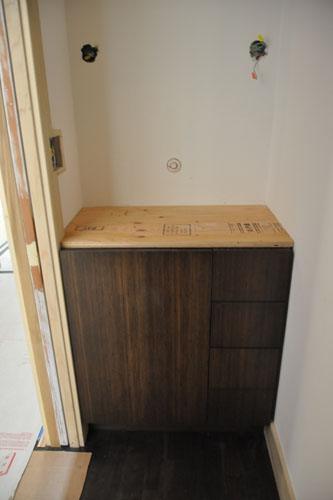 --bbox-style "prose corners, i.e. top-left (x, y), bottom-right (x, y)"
top-left (37, 0), bottom-right (83, 226)
top-left (264, 423), bottom-right (296, 500)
